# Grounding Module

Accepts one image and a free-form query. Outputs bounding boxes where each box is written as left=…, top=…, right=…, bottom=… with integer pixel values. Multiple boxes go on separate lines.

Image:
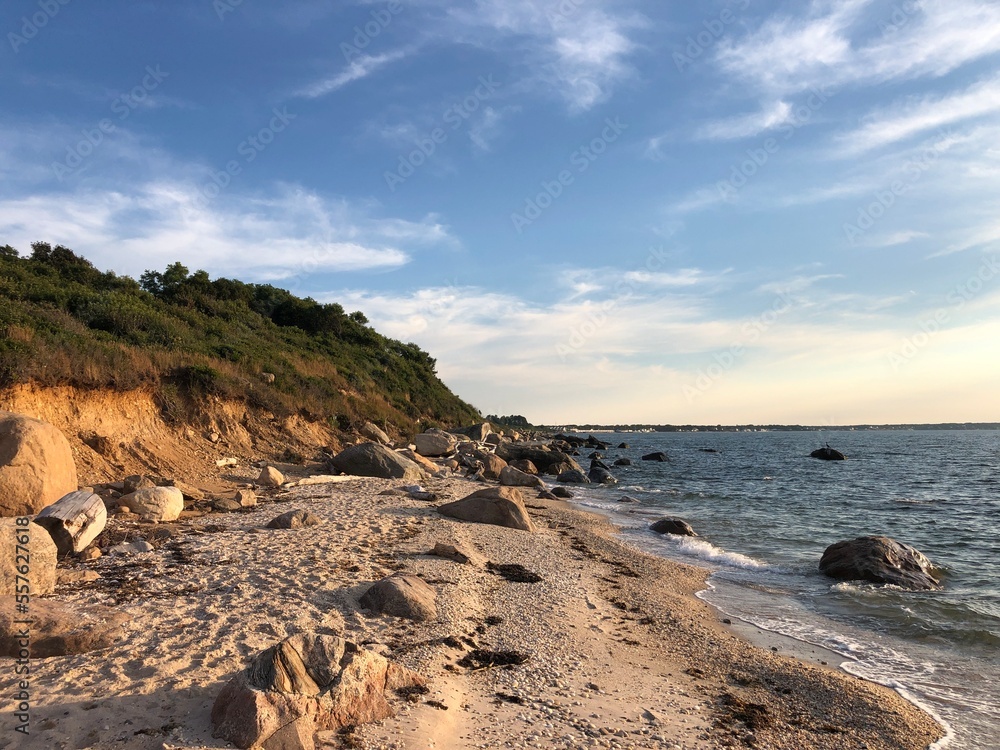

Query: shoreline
left=1, top=471, right=944, bottom=749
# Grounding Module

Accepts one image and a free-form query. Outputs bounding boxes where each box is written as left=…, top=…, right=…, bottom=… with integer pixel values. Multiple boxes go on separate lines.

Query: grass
left=0, top=242, right=481, bottom=433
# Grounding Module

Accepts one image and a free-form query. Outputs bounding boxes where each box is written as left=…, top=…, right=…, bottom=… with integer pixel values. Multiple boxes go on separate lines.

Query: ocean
left=563, top=429, right=1000, bottom=750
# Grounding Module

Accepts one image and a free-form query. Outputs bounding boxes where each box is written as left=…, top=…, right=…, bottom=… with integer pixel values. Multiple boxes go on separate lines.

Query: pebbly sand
left=1, top=471, right=943, bottom=750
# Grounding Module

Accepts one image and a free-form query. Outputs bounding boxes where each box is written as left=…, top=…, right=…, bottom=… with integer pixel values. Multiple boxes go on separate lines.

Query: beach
left=2, top=466, right=944, bottom=750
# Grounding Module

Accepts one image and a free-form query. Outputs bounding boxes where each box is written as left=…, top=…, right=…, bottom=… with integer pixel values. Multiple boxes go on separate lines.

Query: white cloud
left=695, top=101, right=794, bottom=141
left=294, top=50, right=411, bottom=99
left=836, top=75, right=1000, bottom=154
left=716, top=0, right=1000, bottom=96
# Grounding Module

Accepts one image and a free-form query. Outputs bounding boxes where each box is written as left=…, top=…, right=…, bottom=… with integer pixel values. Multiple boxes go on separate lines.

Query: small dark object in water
left=642, top=452, right=669, bottom=462
left=699, top=448, right=719, bottom=453
left=487, top=561, right=542, bottom=583
left=811, top=444, right=846, bottom=461
left=457, top=649, right=529, bottom=670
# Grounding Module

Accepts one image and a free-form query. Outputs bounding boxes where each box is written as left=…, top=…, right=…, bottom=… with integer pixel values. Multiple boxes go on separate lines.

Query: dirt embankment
left=0, top=384, right=341, bottom=492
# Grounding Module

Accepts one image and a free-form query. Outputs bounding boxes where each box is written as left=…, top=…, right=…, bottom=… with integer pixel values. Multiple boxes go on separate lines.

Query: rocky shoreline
left=1, top=457, right=943, bottom=749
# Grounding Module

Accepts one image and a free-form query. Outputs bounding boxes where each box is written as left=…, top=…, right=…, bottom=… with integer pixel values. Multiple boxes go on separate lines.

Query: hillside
left=0, top=241, right=480, bottom=481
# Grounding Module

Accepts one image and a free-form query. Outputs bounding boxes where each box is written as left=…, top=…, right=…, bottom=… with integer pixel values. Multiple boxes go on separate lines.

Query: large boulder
left=414, top=428, right=457, bottom=457
left=330, top=442, right=425, bottom=482
left=0, top=598, right=128, bottom=657
left=588, top=466, right=617, bottom=484
left=499, top=466, right=543, bottom=488
left=451, top=423, right=492, bottom=442
left=0, top=519, right=57, bottom=595
left=510, top=459, right=538, bottom=475
left=34, top=490, right=107, bottom=554
left=556, top=469, right=591, bottom=484
left=0, top=411, right=78, bottom=517
left=650, top=518, right=697, bottom=537
left=438, top=486, right=534, bottom=532
left=257, top=466, right=285, bottom=487
left=359, top=574, right=437, bottom=622
left=811, top=446, right=847, bottom=461
left=118, top=486, right=185, bottom=522
left=481, top=454, right=508, bottom=480
left=212, top=633, right=425, bottom=750
left=819, top=536, right=940, bottom=591
left=642, top=452, right=670, bottom=462
left=360, top=421, right=391, bottom=445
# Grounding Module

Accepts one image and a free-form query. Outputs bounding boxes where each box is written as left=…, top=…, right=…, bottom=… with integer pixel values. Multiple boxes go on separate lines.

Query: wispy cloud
left=294, top=50, right=411, bottom=99
left=696, top=101, right=794, bottom=141
left=836, top=75, right=1000, bottom=155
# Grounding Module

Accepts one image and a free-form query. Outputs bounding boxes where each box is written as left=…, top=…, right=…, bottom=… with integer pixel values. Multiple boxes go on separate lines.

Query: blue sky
left=2, top=0, right=999, bottom=424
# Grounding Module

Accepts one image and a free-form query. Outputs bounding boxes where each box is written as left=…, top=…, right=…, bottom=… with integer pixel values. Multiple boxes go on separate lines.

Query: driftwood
left=35, top=491, right=107, bottom=554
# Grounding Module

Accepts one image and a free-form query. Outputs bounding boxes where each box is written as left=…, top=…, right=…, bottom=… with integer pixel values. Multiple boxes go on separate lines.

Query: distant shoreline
left=546, top=423, right=1000, bottom=432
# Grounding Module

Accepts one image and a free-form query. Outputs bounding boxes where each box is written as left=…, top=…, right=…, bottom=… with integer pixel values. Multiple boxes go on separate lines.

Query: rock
left=109, top=540, right=155, bottom=555
left=618, top=495, right=639, bottom=504
left=360, top=421, right=391, bottom=445
left=258, top=466, right=285, bottom=487
left=35, top=490, right=107, bottom=554
left=556, top=469, right=591, bottom=484
left=484, top=434, right=502, bottom=446
left=118, top=486, right=185, bottom=523
left=0, top=519, right=57, bottom=595
left=590, top=458, right=611, bottom=470
left=451, top=423, right=492, bottom=442
left=0, top=597, right=127, bottom=657
left=650, top=518, right=697, bottom=536
left=496, top=444, right=582, bottom=475
left=537, top=490, right=558, bottom=500
left=124, top=475, right=156, bottom=494
left=0, top=411, right=78, bottom=517
left=811, top=446, right=847, bottom=461
left=499, top=465, right=543, bottom=488
left=211, top=633, right=425, bottom=749
left=642, top=452, right=670, bottom=462
left=547, top=461, right=575, bottom=477
left=78, top=547, right=102, bottom=561
left=330, top=442, right=426, bottom=482
left=588, top=451, right=603, bottom=460
left=551, top=487, right=574, bottom=499
left=359, top=574, right=437, bottom=621
left=267, top=510, right=323, bottom=530
left=170, top=480, right=206, bottom=502
left=481, top=454, right=508, bottom=480
left=617, top=442, right=629, bottom=449
left=588, top=466, right=617, bottom=484
left=207, top=431, right=221, bottom=443
left=235, top=489, right=257, bottom=507
left=429, top=542, right=483, bottom=565
left=260, top=371, right=276, bottom=383
left=414, top=428, right=457, bottom=457
left=399, top=449, right=440, bottom=474
left=819, top=536, right=940, bottom=590
left=216, top=457, right=239, bottom=467
left=445, top=459, right=460, bottom=471
left=213, top=498, right=243, bottom=513
left=614, top=458, right=633, bottom=466
left=510, top=459, right=538, bottom=475
left=57, top=569, right=101, bottom=584
left=438, top=486, right=535, bottom=531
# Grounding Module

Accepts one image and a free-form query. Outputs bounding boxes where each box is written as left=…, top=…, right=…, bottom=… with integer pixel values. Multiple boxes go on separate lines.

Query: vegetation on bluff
left=0, top=242, right=480, bottom=433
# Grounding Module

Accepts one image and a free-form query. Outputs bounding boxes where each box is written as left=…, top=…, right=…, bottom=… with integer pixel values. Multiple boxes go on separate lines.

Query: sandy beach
left=1, top=467, right=943, bottom=750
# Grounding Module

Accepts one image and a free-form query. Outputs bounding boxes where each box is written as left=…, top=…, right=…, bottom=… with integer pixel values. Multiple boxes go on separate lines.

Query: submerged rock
left=642, top=452, right=669, bottom=462
left=819, top=536, right=940, bottom=590
left=810, top=446, right=846, bottom=461
left=650, top=518, right=697, bottom=537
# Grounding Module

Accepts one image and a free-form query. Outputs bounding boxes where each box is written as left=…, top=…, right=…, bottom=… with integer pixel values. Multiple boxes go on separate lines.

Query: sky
left=1, top=0, right=999, bottom=425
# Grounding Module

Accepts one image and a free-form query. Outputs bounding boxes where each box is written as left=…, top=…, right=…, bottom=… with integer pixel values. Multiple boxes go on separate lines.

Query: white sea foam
left=664, top=536, right=771, bottom=570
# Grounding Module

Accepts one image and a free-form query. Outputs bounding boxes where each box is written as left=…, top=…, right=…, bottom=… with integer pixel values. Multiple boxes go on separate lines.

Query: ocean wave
left=660, top=535, right=772, bottom=570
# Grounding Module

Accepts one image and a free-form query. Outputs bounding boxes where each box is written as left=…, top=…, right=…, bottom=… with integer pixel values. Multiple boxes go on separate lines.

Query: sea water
left=564, top=429, right=1000, bottom=750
